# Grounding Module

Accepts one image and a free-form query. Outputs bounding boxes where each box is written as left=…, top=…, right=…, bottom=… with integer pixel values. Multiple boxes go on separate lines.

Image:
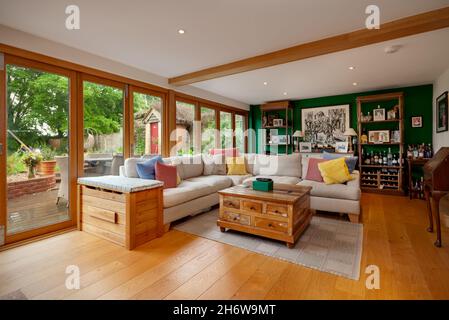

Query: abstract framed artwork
left=301, top=104, right=350, bottom=146
left=436, top=91, right=448, bottom=133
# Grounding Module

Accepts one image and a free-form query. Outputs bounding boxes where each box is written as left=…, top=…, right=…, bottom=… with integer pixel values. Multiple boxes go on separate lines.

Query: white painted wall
left=0, top=25, right=249, bottom=110
left=433, top=67, right=449, bottom=151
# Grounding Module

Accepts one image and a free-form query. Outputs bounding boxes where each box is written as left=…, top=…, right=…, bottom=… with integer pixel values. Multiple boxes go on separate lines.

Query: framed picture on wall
left=411, top=116, right=423, bottom=128
left=436, top=91, right=448, bottom=133
left=299, top=142, right=312, bottom=153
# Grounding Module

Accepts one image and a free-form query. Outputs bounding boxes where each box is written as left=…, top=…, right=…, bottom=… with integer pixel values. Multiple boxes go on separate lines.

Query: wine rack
left=357, top=92, right=405, bottom=195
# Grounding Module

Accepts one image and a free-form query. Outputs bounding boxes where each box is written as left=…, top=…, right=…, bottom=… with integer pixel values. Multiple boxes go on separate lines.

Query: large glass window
left=220, top=111, right=232, bottom=149
left=201, top=106, right=216, bottom=153
left=6, top=64, right=71, bottom=235
left=235, top=114, right=245, bottom=154
left=133, top=92, right=162, bottom=156
left=175, top=101, right=196, bottom=155
left=83, top=80, right=124, bottom=176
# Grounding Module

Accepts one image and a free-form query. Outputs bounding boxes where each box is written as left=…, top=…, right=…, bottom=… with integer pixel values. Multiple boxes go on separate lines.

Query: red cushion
left=155, top=161, right=177, bottom=189
left=209, top=148, right=240, bottom=157
left=306, top=158, right=327, bottom=182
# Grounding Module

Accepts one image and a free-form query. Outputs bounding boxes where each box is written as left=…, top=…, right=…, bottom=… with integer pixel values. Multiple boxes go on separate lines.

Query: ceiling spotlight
left=178, top=29, right=185, bottom=34
left=283, top=92, right=288, bottom=96
left=353, top=82, right=358, bottom=86
left=348, top=66, right=355, bottom=70
left=263, top=82, right=268, bottom=86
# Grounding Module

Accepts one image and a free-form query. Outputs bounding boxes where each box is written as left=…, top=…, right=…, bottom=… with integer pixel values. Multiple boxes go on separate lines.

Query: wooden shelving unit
left=260, top=101, right=294, bottom=155
left=357, top=92, right=405, bottom=195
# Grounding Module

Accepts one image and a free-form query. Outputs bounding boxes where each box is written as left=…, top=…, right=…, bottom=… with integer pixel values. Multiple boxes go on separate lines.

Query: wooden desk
left=406, top=157, right=430, bottom=199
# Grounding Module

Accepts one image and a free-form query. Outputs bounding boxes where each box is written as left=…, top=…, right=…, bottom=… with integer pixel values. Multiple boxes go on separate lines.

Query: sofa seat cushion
left=297, top=179, right=361, bottom=201
left=163, top=180, right=213, bottom=208
left=186, top=175, right=232, bottom=192
left=242, top=175, right=301, bottom=186
left=227, top=174, right=253, bottom=186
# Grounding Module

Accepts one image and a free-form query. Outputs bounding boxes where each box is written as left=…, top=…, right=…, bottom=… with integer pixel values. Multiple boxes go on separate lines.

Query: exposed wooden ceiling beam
left=169, top=6, right=449, bottom=86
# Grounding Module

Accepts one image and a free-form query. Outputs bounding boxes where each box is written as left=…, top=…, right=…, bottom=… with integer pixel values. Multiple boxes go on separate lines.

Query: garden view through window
left=83, top=81, right=124, bottom=177
left=6, top=64, right=70, bottom=235
left=133, top=92, right=162, bottom=156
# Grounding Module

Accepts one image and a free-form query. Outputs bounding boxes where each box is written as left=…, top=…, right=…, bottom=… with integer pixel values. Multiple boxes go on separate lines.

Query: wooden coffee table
left=217, top=183, right=313, bottom=248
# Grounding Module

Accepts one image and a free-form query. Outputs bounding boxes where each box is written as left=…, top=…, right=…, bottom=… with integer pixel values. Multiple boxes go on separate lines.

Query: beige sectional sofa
left=120, top=153, right=361, bottom=226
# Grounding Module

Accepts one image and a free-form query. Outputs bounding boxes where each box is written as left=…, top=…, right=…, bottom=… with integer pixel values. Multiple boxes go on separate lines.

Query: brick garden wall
left=8, top=175, right=56, bottom=199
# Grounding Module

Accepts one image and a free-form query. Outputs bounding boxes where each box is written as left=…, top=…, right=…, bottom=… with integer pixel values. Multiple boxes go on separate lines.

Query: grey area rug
left=174, top=210, right=363, bottom=280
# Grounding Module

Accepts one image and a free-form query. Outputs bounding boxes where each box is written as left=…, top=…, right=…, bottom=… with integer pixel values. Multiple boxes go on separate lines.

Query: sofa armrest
left=347, top=170, right=360, bottom=188
left=119, top=165, right=126, bottom=177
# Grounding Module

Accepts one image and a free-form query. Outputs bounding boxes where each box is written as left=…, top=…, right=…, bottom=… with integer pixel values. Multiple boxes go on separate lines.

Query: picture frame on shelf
left=299, top=142, right=312, bottom=153
left=373, top=108, right=386, bottom=121
left=436, top=91, right=448, bottom=133
left=272, top=119, right=284, bottom=127
left=278, top=135, right=288, bottom=144
left=335, top=141, right=349, bottom=153
left=411, top=116, right=423, bottom=128
left=368, top=130, right=390, bottom=144
left=387, top=108, right=398, bottom=120
left=391, top=130, right=401, bottom=143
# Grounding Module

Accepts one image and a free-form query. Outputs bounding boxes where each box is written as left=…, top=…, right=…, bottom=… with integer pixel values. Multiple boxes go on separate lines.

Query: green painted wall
left=249, top=84, right=433, bottom=153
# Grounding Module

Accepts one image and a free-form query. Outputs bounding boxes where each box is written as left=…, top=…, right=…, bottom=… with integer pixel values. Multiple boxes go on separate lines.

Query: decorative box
left=252, top=179, right=273, bottom=192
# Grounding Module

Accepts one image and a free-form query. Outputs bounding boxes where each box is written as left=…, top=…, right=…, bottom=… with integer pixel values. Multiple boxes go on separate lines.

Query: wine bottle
left=387, top=148, right=393, bottom=166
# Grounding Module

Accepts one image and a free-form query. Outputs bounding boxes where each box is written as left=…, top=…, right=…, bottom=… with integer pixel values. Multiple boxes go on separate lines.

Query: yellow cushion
left=226, top=156, right=248, bottom=175
left=318, top=157, right=353, bottom=185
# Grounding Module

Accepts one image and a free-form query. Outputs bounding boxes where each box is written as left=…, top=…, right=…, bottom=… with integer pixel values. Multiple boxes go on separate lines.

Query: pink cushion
left=155, top=161, right=177, bottom=189
left=209, top=148, right=240, bottom=157
left=306, top=158, right=327, bottom=182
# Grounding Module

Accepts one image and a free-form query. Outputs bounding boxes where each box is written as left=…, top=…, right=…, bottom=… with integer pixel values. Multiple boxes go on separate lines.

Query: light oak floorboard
left=0, top=194, right=448, bottom=300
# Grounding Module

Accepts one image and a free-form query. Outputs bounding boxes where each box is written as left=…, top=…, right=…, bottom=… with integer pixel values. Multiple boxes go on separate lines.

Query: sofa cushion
left=256, top=153, right=301, bottom=177
left=226, top=174, right=253, bottom=186
left=322, top=152, right=358, bottom=173
left=243, top=175, right=301, bottom=186
left=124, top=157, right=145, bottom=178
left=163, top=180, right=212, bottom=208
left=226, top=156, right=248, bottom=175
left=155, top=161, right=177, bottom=189
left=305, top=158, right=326, bottom=182
left=244, top=153, right=257, bottom=175
left=136, top=156, right=162, bottom=180
left=210, top=148, right=240, bottom=157
left=318, top=157, right=353, bottom=185
left=297, top=179, right=361, bottom=201
left=202, top=154, right=226, bottom=176
left=186, top=175, right=232, bottom=192
left=164, top=155, right=203, bottom=180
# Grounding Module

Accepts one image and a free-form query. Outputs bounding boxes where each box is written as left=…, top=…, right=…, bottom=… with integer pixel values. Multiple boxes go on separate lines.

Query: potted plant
left=37, top=145, right=57, bottom=176
left=22, top=150, right=43, bottom=179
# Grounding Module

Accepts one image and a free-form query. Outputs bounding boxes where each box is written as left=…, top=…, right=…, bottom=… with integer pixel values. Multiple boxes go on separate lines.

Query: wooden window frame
left=1, top=55, right=78, bottom=244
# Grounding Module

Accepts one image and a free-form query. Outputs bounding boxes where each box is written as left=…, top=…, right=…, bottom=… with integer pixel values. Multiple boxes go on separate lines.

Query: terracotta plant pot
left=38, top=160, right=57, bottom=176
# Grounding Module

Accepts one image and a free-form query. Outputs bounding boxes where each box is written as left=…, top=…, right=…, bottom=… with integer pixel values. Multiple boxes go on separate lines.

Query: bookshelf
left=260, top=101, right=294, bottom=155
left=357, top=92, right=405, bottom=195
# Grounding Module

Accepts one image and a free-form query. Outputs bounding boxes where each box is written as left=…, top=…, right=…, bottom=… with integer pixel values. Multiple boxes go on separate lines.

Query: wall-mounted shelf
left=260, top=101, right=294, bottom=155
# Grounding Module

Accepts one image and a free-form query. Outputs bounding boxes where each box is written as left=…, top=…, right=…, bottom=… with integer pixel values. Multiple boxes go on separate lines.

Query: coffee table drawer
left=221, top=211, right=251, bottom=226
left=242, top=200, right=262, bottom=213
left=255, top=217, right=288, bottom=233
left=266, top=203, right=288, bottom=218
left=223, top=197, right=240, bottom=210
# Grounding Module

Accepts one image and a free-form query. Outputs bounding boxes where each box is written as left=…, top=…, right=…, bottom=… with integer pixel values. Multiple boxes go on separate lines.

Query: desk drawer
left=221, top=211, right=251, bottom=226
left=223, top=197, right=240, bottom=210
left=242, top=200, right=262, bottom=213
left=255, top=217, right=288, bottom=233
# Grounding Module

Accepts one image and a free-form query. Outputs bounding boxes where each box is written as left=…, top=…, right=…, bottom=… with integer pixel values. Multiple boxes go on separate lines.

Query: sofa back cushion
left=322, top=152, right=358, bottom=173
left=124, top=157, right=146, bottom=178
left=256, top=153, right=301, bottom=177
left=202, top=154, right=226, bottom=176
left=244, top=153, right=257, bottom=175
left=165, top=154, right=203, bottom=180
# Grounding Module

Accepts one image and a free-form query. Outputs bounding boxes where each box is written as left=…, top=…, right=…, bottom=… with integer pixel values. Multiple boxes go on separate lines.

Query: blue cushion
left=136, top=156, right=162, bottom=180
left=322, top=152, right=358, bottom=173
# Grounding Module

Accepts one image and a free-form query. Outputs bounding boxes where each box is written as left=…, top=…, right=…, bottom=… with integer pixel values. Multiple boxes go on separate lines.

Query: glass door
left=1, top=56, right=77, bottom=244
left=81, top=75, right=125, bottom=177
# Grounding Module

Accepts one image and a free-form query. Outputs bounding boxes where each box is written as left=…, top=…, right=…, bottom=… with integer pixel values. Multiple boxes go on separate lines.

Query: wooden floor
left=1, top=193, right=449, bottom=300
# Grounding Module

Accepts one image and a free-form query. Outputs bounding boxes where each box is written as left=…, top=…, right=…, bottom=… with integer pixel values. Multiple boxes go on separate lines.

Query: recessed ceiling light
left=353, top=82, right=358, bottom=86
left=283, top=92, right=288, bottom=96
left=178, top=29, right=185, bottom=34
left=348, top=66, right=355, bottom=70
left=263, top=82, right=268, bottom=86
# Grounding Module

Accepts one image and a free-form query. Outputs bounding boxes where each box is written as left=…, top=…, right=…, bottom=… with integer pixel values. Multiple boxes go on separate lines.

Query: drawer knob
left=250, top=206, right=256, bottom=210
left=274, top=210, right=279, bottom=213
left=268, top=223, right=273, bottom=228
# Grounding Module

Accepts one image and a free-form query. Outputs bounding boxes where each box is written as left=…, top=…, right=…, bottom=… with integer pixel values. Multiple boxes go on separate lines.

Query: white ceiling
left=1, top=0, right=449, bottom=105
